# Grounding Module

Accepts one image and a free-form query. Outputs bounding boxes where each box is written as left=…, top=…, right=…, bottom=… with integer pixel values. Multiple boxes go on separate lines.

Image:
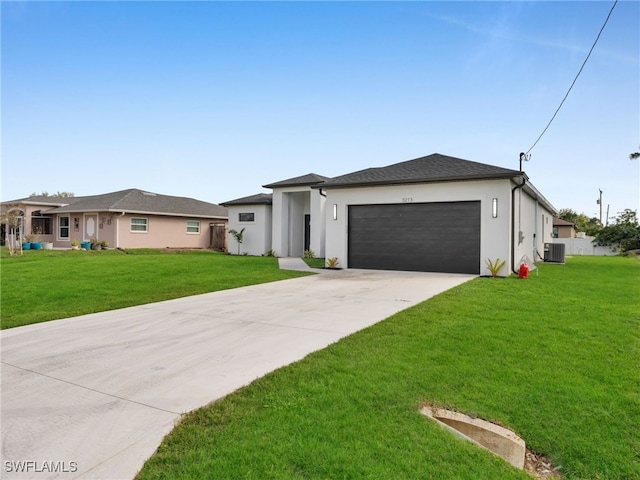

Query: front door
left=304, top=214, right=311, bottom=252
left=85, top=214, right=98, bottom=241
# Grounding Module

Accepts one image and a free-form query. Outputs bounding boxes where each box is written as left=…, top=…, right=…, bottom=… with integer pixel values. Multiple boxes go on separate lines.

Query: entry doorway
left=304, top=214, right=311, bottom=252
left=85, top=214, right=98, bottom=240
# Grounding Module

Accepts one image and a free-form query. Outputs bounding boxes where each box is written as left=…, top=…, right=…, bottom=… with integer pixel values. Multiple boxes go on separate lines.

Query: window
left=239, top=212, right=255, bottom=222
left=186, top=220, right=200, bottom=234
left=58, top=216, right=70, bottom=239
left=131, top=217, right=148, bottom=232
left=32, top=216, right=52, bottom=235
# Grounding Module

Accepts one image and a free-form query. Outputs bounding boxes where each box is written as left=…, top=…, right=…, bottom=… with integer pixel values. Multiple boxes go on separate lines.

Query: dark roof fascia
left=221, top=201, right=271, bottom=207
left=312, top=172, right=519, bottom=190
left=221, top=193, right=273, bottom=207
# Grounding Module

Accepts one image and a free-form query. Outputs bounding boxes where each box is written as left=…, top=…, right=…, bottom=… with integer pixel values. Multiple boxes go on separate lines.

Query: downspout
left=318, top=188, right=326, bottom=198
left=511, top=176, right=527, bottom=274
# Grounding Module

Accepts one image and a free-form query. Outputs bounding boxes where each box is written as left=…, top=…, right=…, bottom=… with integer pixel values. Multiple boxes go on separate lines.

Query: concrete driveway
left=1, top=266, right=474, bottom=479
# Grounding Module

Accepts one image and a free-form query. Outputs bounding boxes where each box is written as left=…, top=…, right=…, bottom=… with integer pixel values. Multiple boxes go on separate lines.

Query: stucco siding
left=324, top=179, right=514, bottom=276
left=115, top=214, right=222, bottom=249
left=226, top=204, right=272, bottom=255
left=271, top=186, right=323, bottom=257
left=309, top=189, right=326, bottom=257
left=512, top=189, right=555, bottom=269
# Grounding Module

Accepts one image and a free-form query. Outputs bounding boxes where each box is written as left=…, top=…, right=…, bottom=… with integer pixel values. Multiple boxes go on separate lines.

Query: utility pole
left=597, top=189, right=603, bottom=225
left=632, top=151, right=640, bottom=214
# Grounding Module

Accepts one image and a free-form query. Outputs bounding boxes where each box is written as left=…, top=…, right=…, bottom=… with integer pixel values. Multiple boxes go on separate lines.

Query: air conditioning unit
left=544, top=243, right=565, bottom=263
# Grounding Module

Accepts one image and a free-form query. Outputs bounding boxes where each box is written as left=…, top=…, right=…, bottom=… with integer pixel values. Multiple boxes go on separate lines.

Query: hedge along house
left=223, top=153, right=558, bottom=276
left=1, top=189, right=228, bottom=250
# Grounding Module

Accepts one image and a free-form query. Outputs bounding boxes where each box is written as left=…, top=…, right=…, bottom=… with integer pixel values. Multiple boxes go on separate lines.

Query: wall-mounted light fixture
left=333, top=204, right=338, bottom=220
left=492, top=198, right=498, bottom=218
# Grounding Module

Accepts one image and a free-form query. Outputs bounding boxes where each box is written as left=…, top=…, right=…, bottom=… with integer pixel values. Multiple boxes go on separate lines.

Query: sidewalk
left=277, top=257, right=318, bottom=272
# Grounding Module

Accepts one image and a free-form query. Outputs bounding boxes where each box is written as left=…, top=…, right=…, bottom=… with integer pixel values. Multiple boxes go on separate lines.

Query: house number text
left=402, top=197, right=413, bottom=203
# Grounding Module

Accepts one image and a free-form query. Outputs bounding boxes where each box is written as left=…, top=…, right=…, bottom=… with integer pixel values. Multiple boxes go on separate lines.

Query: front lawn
left=137, top=256, right=640, bottom=479
left=0, top=248, right=310, bottom=329
left=302, top=256, right=326, bottom=269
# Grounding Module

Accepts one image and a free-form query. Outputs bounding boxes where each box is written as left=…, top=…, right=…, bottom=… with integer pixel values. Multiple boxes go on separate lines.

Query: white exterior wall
left=324, top=179, right=514, bottom=276
left=271, top=189, right=286, bottom=256
left=512, top=187, right=555, bottom=270
left=309, top=189, right=326, bottom=257
left=271, top=186, right=324, bottom=257
left=288, top=192, right=307, bottom=257
left=226, top=204, right=272, bottom=255
left=513, top=189, right=537, bottom=267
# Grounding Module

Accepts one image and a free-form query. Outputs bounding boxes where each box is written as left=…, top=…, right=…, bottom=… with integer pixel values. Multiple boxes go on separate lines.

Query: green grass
left=0, top=248, right=310, bottom=329
left=137, top=256, right=640, bottom=480
left=302, top=257, right=326, bottom=269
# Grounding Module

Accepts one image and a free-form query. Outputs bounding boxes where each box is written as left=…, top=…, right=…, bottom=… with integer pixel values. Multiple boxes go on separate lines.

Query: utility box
left=544, top=243, right=565, bottom=263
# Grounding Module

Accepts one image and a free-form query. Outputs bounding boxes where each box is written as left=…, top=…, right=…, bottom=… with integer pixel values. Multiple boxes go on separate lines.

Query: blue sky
left=2, top=1, right=638, bottom=221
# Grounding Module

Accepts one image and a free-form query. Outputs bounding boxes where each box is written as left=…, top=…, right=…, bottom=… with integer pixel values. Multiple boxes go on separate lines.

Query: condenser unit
left=544, top=243, right=565, bottom=263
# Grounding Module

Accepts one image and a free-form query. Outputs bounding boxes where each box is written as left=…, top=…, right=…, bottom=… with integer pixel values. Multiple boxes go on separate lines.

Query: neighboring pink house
left=1, top=189, right=228, bottom=250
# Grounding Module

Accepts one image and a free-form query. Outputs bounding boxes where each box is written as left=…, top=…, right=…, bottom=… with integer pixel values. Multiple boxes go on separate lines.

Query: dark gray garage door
left=348, top=201, right=480, bottom=274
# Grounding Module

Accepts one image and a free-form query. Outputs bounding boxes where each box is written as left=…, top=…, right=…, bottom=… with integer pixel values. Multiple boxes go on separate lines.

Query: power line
left=525, top=0, right=618, bottom=155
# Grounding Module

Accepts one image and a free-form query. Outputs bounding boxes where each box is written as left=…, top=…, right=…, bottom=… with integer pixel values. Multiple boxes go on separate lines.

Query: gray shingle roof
left=221, top=193, right=273, bottom=206
left=316, top=153, right=521, bottom=188
left=44, top=189, right=228, bottom=218
left=1, top=195, right=80, bottom=207
left=263, top=173, right=330, bottom=189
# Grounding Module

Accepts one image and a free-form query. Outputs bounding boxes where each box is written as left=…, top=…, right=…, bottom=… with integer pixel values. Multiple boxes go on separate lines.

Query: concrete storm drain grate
left=420, top=404, right=562, bottom=478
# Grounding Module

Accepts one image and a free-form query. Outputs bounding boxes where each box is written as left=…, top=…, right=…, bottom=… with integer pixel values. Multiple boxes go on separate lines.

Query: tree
left=29, top=191, right=75, bottom=198
left=592, top=209, right=640, bottom=252
left=558, top=208, right=601, bottom=236
left=228, top=228, right=245, bottom=255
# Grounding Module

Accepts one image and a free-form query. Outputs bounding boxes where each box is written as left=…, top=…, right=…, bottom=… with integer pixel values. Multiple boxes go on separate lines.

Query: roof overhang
left=45, top=207, right=227, bottom=219
left=520, top=181, right=558, bottom=216
left=311, top=172, right=523, bottom=190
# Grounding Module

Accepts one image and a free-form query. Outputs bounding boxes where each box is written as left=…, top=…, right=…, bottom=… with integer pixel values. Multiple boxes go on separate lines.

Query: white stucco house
left=222, top=153, right=558, bottom=276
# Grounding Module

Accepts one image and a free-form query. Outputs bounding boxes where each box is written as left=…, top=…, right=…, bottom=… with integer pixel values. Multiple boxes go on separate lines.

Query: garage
left=347, top=201, right=481, bottom=274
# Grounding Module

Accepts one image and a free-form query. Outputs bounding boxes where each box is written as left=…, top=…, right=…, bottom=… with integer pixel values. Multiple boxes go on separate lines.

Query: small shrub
left=263, top=249, right=278, bottom=257
left=303, top=249, right=315, bottom=259
left=326, top=257, right=340, bottom=269
left=485, top=258, right=506, bottom=277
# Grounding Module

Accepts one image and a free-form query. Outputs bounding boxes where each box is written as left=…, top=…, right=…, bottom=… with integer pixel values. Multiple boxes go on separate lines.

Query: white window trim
left=186, top=220, right=200, bottom=234
left=58, top=215, right=70, bottom=241
left=130, top=217, right=148, bottom=233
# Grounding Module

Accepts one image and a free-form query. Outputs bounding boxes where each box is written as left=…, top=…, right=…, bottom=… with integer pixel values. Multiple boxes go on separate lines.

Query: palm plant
left=228, top=228, right=245, bottom=255
left=485, top=258, right=506, bottom=277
